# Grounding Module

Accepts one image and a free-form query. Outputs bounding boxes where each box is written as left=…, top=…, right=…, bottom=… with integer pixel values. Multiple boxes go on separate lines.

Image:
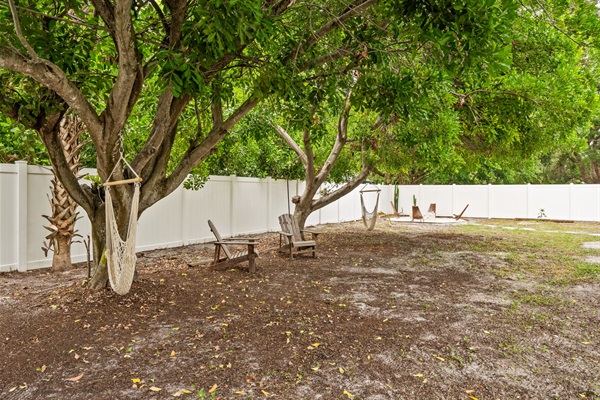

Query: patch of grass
left=575, top=263, right=600, bottom=278
left=454, top=222, right=600, bottom=284
left=512, top=292, right=562, bottom=307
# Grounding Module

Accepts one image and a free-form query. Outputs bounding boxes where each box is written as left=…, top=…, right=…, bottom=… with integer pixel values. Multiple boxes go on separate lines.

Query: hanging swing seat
left=103, top=158, right=142, bottom=295
left=278, top=214, right=320, bottom=259
left=360, top=184, right=381, bottom=231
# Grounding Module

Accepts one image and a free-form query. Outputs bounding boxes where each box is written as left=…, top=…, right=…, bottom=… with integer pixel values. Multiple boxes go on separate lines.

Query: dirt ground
left=1, top=219, right=599, bottom=399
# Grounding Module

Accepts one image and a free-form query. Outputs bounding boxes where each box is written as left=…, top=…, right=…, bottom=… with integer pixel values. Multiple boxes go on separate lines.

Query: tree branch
left=0, top=46, right=103, bottom=142
left=285, top=0, right=377, bottom=66
left=163, top=93, right=261, bottom=196
left=7, top=0, right=41, bottom=61
left=272, top=124, right=308, bottom=167
left=312, top=164, right=372, bottom=212
left=316, top=91, right=352, bottom=182
left=38, top=112, right=95, bottom=216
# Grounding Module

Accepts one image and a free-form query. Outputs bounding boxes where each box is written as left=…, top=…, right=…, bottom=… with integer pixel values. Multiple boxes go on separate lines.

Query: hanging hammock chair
left=360, top=184, right=381, bottom=231
left=103, top=157, right=143, bottom=295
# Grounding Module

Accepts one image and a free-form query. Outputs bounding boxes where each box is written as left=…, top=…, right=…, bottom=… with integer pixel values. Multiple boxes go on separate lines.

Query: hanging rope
left=103, top=134, right=143, bottom=295
left=360, top=184, right=381, bottom=231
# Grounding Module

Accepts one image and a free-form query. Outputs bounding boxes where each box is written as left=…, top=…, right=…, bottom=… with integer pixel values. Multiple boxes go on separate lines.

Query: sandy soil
left=1, top=220, right=599, bottom=399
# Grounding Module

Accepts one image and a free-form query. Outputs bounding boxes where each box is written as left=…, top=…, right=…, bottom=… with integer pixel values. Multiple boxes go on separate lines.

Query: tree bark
left=51, top=235, right=74, bottom=271
left=88, top=207, right=108, bottom=290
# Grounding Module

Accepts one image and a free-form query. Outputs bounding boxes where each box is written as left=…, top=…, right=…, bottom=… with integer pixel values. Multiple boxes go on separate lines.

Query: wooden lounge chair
left=278, top=214, right=320, bottom=259
left=453, top=204, right=469, bottom=220
left=208, top=220, right=258, bottom=273
left=390, top=201, right=401, bottom=217
left=411, top=206, right=424, bottom=222
left=427, top=203, right=436, bottom=216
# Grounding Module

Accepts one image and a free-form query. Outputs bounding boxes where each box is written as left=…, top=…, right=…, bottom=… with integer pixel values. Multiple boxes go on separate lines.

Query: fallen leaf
left=261, top=389, right=270, bottom=396
left=170, top=350, right=176, bottom=357
left=209, top=384, right=217, bottom=393
left=311, top=343, right=320, bottom=348
left=343, top=389, right=355, bottom=398
left=149, top=386, right=161, bottom=392
left=234, top=391, right=246, bottom=395
left=131, top=378, right=141, bottom=384
left=339, top=367, right=345, bottom=374
left=40, top=365, right=47, bottom=372
left=412, top=374, right=423, bottom=377
left=311, top=366, right=320, bottom=371
left=465, top=390, right=475, bottom=394
left=468, top=396, right=479, bottom=400
left=65, top=373, right=83, bottom=382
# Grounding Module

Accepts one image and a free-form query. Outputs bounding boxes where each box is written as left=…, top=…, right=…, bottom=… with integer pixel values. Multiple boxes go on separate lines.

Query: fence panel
left=528, top=185, right=570, bottom=220
left=26, top=165, right=55, bottom=269
left=233, top=177, right=269, bottom=234
left=0, top=163, right=18, bottom=271
left=137, top=186, right=184, bottom=251
left=490, top=184, right=527, bottom=219
left=571, top=184, right=600, bottom=222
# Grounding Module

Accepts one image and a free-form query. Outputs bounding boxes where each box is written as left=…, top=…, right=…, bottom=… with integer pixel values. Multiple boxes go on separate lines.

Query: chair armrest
left=278, top=231, right=293, bottom=237
left=301, top=229, right=320, bottom=239
left=301, top=229, right=320, bottom=234
left=214, top=241, right=256, bottom=246
left=220, top=237, right=257, bottom=242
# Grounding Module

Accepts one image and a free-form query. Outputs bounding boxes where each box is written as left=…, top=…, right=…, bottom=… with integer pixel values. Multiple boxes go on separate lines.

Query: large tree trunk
left=293, top=200, right=314, bottom=233
left=50, top=235, right=74, bottom=271
left=87, top=207, right=108, bottom=290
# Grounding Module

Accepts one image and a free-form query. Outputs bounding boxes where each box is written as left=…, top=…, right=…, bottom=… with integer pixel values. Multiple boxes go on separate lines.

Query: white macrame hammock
left=104, top=158, right=142, bottom=295
left=360, top=184, right=381, bottom=231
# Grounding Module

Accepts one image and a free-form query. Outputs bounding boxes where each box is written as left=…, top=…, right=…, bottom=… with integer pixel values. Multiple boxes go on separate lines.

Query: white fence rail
left=1, top=162, right=599, bottom=272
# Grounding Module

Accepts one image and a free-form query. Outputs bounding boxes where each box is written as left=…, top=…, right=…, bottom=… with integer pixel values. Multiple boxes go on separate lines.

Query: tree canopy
left=4, top=0, right=600, bottom=289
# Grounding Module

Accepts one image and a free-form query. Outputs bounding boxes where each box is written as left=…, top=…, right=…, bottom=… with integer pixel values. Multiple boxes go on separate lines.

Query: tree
left=272, top=93, right=375, bottom=230
left=41, top=114, right=87, bottom=271
left=441, top=0, right=600, bottom=184
left=0, top=0, right=518, bottom=290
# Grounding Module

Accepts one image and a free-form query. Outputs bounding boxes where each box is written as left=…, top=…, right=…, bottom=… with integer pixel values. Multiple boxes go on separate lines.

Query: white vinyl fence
left=396, top=183, right=600, bottom=222
left=0, top=162, right=374, bottom=272
left=1, top=162, right=599, bottom=272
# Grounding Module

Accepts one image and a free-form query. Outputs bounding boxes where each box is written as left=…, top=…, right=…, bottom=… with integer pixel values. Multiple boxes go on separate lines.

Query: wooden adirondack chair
left=278, top=214, right=320, bottom=259
left=208, top=220, right=258, bottom=273
left=453, top=204, right=469, bottom=220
